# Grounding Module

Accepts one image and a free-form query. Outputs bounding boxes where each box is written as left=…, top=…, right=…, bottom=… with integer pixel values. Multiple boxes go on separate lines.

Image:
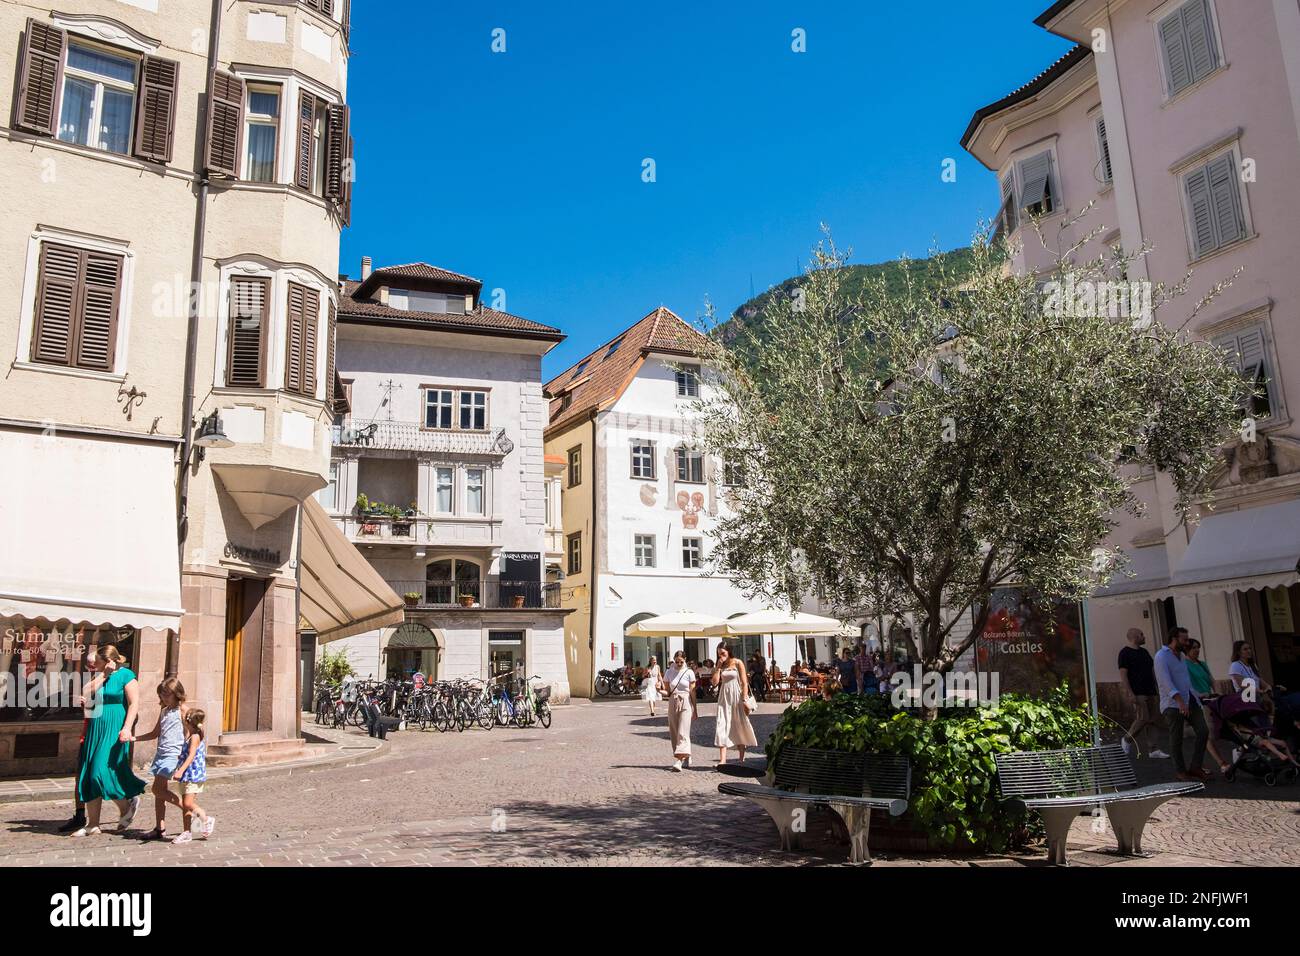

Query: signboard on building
left=1267, top=587, right=1295, bottom=634
left=973, top=587, right=1089, bottom=707
left=501, top=552, right=541, bottom=608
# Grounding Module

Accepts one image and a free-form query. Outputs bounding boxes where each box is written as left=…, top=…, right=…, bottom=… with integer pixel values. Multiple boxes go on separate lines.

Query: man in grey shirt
left=1154, top=626, right=1209, bottom=781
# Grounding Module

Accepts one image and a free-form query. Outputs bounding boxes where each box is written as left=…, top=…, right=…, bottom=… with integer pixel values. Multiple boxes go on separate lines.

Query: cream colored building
left=0, top=0, right=399, bottom=775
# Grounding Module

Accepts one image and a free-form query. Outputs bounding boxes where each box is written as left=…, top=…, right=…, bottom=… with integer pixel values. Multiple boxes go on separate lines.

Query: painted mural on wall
left=677, top=490, right=703, bottom=528
left=973, top=587, right=1088, bottom=707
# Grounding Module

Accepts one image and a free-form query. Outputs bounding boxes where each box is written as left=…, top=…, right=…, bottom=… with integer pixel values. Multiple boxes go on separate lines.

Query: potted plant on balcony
left=355, top=493, right=370, bottom=517
left=403, top=591, right=421, bottom=607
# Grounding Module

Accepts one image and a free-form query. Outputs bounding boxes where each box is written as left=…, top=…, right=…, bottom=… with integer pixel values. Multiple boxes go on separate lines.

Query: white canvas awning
left=0, top=431, right=183, bottom=632
left=704, top=610, right=844, bottom=636
left=1166, top=499, right=1300, bottom=597
left=624, top=611, right=723, bottom=637
left=299, top=496, right=405, bottom=642
left=1090, top=545, right=1171, bottom=605
left=1090, top=500, right=1300, bottom=605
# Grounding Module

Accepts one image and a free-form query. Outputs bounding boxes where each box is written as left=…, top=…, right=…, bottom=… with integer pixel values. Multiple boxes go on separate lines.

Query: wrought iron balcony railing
left=390, top=579, right=561, bottom=610
left=332, top=420, right=514, bottom=456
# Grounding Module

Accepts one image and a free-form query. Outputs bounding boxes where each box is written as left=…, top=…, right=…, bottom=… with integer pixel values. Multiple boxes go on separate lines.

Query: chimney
left=361, top=256, right=372, bottom=280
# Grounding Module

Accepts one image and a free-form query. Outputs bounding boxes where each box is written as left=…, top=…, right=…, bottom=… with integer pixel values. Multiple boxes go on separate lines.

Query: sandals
left=70, top=826, right=102, bottom=838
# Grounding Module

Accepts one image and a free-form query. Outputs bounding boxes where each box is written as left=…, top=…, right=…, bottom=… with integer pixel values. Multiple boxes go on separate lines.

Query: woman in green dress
left=72, top=644, right=145, bottom=836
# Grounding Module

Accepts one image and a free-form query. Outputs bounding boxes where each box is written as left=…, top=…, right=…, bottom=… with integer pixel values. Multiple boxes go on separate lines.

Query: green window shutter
left=1184, top=165, right=1216, bottom=257
left=1205, top=152, right=1245, bottom=247
left=1160, top=9, right=1192, bottom=95
left=1182, top=0, right=1218, bottom=85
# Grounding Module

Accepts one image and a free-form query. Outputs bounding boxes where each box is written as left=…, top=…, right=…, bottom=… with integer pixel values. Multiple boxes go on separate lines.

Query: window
left=604, top=337, right=623, bottom=359
left=284, top=282, right=319, bottom=397
left=682, top=537, right=702, bottom=570
left=30, top=242, right=123, bottom=371
left=676, top=364, right=701, bottom=398
left=1095, top=116, right=1113, bottom=185
left=1183, top=150, right=1247, bottom=259
left=459, top=390, right=488, bottom=430
left=1158, top=0, right=1220, bottom=98
left=465, top=468, right=485, bottom=515
left=244, top=86, right=280, bottom=182
left=293, top=91, right=347, bottom=201
left=390, top=289, right=466, bottom=314
left=998, top=171, right=1018, bottom=236
left=634, top=534, right=656, bottom=569
left=226, top=276, right=269, bottom=387
left=57, top=43, right=136, bottom=155
left=675, top=447, right=704, bottom=483
left=631, top=441, right=656, bottom=480
left=320, top=460, right=340, bottom=511
left=434, top=467, right=454, bottom=513
left=567, top=532, right=582, bottom=575
left=568, top=446, right=582, bottom=487
left=424, top=388, right=454, bottom=429
left=571, top=359, right=590, bottom=379
left=723, top=458, right=746, bottom=487
left=1213, top=324, right=1275, bottom=419
left=1016, top=150, right=1056, bottom=216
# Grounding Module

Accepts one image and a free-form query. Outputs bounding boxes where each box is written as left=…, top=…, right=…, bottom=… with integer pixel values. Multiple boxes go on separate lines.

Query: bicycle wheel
left=432, top=702, right=452, bottom=733
left=538, top=704, right=552, bottom=729
left=514, top=702, right=531, bottom=728
left=595, top=676, right=610, bottom=697
left=475, top=700, right=494, bottom=730
left=349, top=703, right=367, bottom=729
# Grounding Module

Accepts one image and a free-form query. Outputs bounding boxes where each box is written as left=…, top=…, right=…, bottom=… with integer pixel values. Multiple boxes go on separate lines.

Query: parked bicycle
left=513, top=675, right=553, bottom=729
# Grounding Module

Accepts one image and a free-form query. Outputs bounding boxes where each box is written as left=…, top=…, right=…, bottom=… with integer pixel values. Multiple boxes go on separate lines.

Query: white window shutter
left=1182, top=0, right=1218, bottom=84
left=1206, top=152, right=1245, bottom=247
left=1017, top=151, right=1053, bottom=212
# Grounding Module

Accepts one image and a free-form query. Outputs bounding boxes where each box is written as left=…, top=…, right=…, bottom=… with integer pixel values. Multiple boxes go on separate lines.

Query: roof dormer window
left=388, top=288, right=467, bottom=315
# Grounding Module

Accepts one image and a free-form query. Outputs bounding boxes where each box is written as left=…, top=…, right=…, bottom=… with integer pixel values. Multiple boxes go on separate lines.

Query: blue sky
left=342, top=1, right=1074, bottom=377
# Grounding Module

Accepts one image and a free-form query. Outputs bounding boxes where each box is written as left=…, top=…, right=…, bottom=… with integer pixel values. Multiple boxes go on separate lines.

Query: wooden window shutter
left=341, top=135, right=354, bottom=226
left=76, top=252, right=122, bottom=370
left=324, top=103, right=349, bottom=204
left=133, top=55, right=180, bottom=163
left=1184, top=165, right=1216, bottom=257
left=206, top=70, right=245, bottom=177
left=325, top=299, right=337, bottom=403
left=295, top=91, right=317, bottom=190
left=31, top=243, right=80, bottom=365
left=1206, top=152, right=1245, bottom=247
left=14, top=18, right=66, bottom=136
left=285, top=282, right=306, bottom=393
left=1160, top=9, right=1192, bottom=95
left=31, top=243, right=122, bottom=371
left=227, top=276, right=269, bottom=387
left=301, top=286, right=319, bottom=397
left=320, top=0, right=335, bottom=16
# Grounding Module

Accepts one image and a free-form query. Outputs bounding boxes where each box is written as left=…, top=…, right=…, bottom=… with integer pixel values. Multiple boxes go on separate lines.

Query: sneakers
left=171, top=830, right=193, bottom=844
left=117, top=796, right=140, bottom=831
left=201, top=816, right=216, bottom=839
left=671, top=759, right=683, bottom=772
left=1148, top=748, right=1170, bottom=760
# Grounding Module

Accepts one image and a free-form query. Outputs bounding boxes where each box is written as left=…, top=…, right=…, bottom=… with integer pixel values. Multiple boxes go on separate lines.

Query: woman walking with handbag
left=71, top=644, right=146, bottom=837
left=664, top=651, right=697, bottom=771
left=712, top=642, right=757, bottom=767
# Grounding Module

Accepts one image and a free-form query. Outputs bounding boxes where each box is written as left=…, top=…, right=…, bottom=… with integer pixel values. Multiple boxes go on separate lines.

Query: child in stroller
left=1205, top=693, right=1300, bottom=786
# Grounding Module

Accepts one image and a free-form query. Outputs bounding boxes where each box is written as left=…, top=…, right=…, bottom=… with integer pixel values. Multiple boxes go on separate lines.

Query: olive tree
left=696, top=222, right=1247, bottom=713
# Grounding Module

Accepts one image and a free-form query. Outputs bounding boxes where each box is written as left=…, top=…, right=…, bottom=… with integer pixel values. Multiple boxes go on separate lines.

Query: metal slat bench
left=718, top=746, right=910, bottom=864
left=995, top=744, right=1203, bottom=865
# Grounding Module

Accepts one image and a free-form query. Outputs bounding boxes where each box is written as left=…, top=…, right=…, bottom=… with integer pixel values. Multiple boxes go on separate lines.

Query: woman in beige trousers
left=664, top=651, right=697, bottom=771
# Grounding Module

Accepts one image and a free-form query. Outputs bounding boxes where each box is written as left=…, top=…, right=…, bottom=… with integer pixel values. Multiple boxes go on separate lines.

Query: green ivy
left=766, top=685, right=1093, bottom=852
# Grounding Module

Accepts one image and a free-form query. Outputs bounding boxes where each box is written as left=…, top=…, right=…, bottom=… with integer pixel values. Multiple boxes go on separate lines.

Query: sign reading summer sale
left=973, top=588, right=1088, bottom=706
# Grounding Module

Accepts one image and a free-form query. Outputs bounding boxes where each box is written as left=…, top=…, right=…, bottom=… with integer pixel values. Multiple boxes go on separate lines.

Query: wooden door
left=223, top=581, right=243, bottom=733
left=223, top=577, right=269, bottom=732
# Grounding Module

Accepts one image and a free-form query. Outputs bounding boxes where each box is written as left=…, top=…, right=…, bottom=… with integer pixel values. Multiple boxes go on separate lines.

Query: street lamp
left=191, top=410, right=233, bottom=462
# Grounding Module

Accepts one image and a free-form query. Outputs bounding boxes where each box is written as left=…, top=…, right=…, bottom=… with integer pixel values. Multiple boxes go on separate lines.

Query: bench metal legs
left=748, top=796, right=803, bottom=852
left=1037, top=805, right=1079, bottom=866
left=1105, top=795, right=1171, bottom=857
left=826, top=801, right=874, bottom=865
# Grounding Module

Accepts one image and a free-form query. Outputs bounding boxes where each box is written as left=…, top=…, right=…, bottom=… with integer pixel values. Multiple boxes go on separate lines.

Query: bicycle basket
left=534, top=685, right=552, bottom=704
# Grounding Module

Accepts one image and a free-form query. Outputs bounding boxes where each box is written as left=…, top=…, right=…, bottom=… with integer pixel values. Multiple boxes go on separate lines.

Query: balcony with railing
left=332, top=420, right=515, bottom=456
left=391, top=579, right=562, bottom=610
left=337, top=513, right=501, bottom=547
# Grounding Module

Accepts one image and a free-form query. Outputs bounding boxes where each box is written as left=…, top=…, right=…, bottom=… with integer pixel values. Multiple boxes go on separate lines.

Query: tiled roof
left=543, top=306, right=711, bottom=435
left=351, top=261, right=483, bottom=301
left=338, top=279, right=563, bottom=341
left=960, top=44, right=1091, bottom=150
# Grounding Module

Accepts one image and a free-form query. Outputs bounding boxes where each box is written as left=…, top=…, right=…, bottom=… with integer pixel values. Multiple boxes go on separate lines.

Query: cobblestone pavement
left=1, top=699, right=1296, bottom=866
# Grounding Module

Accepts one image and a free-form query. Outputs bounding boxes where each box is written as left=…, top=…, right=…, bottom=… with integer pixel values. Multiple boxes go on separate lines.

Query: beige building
left=0, top=0, right=399, bottom=775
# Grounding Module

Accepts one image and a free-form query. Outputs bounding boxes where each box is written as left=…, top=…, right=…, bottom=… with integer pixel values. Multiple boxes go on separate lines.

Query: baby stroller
left=1205, top=693, right=1298, bottom=786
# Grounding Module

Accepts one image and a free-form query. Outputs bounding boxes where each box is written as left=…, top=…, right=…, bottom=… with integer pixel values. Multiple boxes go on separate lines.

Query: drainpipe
left=176, top=0, right=224, bottom=558
left=588, top=411, right=599, bottom=698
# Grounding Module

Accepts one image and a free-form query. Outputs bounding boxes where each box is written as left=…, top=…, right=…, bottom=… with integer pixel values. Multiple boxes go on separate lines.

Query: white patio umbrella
left=624, top=611, right=724, bottom=637
left=702, top=609, right=844, bottom=636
